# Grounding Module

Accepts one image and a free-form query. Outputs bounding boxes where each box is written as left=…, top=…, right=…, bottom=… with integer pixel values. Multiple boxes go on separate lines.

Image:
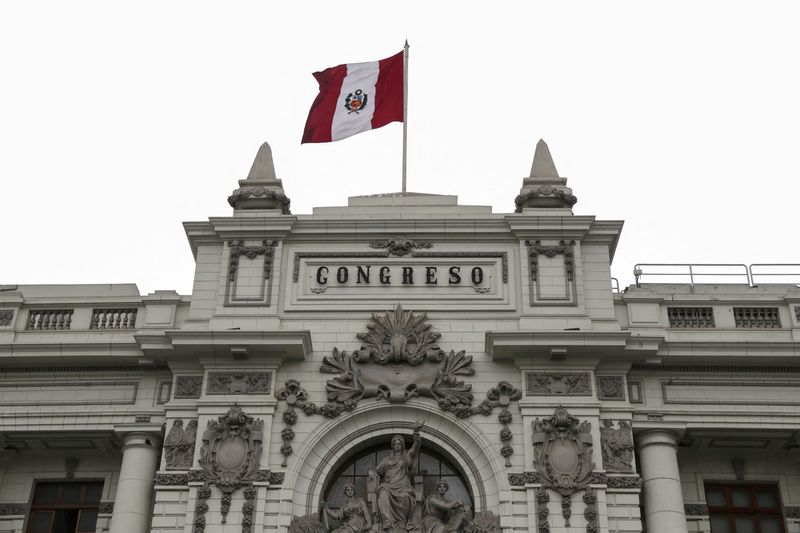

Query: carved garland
left=514, top=187, right=578, bottom=212
left=275, top=307, right=521, bottom=467
left=228, top=240, right=278, bottom=283
left=369, top=235, right=432, bottom=256
left=524, top=240, right=575, bottom=282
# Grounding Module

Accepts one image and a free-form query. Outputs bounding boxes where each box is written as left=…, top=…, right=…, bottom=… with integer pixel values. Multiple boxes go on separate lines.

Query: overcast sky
left=1, top=1, right=798, bottom=295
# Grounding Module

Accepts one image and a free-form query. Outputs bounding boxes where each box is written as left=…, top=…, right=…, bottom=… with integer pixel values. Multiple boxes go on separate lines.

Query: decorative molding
left=627, top=380, right=644, bottom=404
left=156, top=380, right=172, bottom=404
left=228, top=240, right=278, bottom=282
left=508, top=471, right=543, bottom=486
left=292, top=251, right=508, bottom=283
left=795, top=306, right=800, bottom=322
left=226, top=240, right=279, bottom=307
left=369, top=235, right=432, bottom=256
left=535, top=488, right=550, bottom=533
left=0, top=503, right=28, bottom=515
left=227, top=187, right=291, bottom=214
left=0, top=310, right=14, bottom=327
left=165, top=419, right=198, bottom=469
left=0, top=364, right=169, bottom=373
left=606, top=476, right=642, bottom=489
left=515, top=186, right=577, bottom=212
left=155, top=473, right=189, bottom=485
left=597, top=376, right=626, bottom=400
left=196, top=406, right=264, bottom=527
left=98, top=502, right=114, bottom=514
left=175, top=376, right=202, bottom=399
left=525, top=240, right=575, bottom=282
left=524, top=240, right=576, bottom=306
left=785, top=506, right=800, bottom=519
left=0, top=380, right=138, bottom=407
left=632, top=364, right=800, bottom=373
left=684, top=503, right=709, bottom=517
left=207, top=372, right=272, bottom=395
left=490, top=381, right=522, bottom=467
left=526, top=372, right=592, bottom=396
left=255, top=469, right=284, bottom=485
left=584, top=489, right=598, bottom=533
left=532, top=406, right=594, bottom=525
left=600, top=420, right=634, bottom=473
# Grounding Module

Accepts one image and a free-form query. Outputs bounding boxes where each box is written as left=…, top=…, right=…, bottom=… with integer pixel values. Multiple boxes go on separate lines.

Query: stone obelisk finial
left=514, top=139, right=577, bottom=213
left=227, top=142, right=291, bottom=214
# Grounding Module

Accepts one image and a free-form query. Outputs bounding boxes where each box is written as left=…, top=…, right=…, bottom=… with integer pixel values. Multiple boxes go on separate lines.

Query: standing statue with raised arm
left=368, top=420, right=424, bottom=532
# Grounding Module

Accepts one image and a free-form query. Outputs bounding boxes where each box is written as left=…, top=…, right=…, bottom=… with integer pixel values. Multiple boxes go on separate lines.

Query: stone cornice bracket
left=228, top=142, right=291, bottom=214
left=514, top=139, right=577, bottom=213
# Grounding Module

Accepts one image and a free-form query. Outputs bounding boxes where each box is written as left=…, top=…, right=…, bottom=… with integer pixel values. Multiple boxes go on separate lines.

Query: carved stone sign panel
left=288, top=250, right=514, bottom=311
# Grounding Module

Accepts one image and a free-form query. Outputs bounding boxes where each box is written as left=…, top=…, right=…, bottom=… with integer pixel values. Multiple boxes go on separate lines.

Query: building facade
left=1, top=140, right=799, bottom=533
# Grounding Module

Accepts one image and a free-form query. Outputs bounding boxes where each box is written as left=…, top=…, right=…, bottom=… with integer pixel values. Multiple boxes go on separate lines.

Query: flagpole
left=402, top=40, right=409, bottom=193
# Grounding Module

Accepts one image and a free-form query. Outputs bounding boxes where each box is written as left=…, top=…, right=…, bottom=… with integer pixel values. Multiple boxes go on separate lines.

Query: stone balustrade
left=91, top=309, right=138, bottom=330
left=25, top=309, right=73, bottom=330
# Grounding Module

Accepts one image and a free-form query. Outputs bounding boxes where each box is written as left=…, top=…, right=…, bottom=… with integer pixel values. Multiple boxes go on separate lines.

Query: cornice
left=505, top=214, right=596, bottom=240
left=207, top=216, right=297, bottom=240
left=486, top=330, right=630, bottom=361
left=584, top=220, right=625, bottom=260
left=152, top=329, right=312, bottom=361
left=285, top=217, right=514, bottom=238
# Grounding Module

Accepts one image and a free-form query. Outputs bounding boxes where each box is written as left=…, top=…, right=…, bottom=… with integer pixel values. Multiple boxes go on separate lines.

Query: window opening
left=322, top=442, right=473, bottom=528
left=706, top=483, right=785, bottom=533
left=27, top=481, right=103, bottom=533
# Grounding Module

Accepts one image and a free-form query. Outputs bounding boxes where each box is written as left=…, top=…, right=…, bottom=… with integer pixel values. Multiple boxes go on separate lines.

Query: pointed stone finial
left=228, top=142, right=291, bottom=213
left=530, top=139, right=559, bottom=178
left=514, top=139, right=577, bottom=213
left=247, top=142, right=277, bottom=181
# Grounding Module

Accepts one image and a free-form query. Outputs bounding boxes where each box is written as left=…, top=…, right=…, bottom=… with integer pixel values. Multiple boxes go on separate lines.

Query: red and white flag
left=302, top=51, right=404, bottom=143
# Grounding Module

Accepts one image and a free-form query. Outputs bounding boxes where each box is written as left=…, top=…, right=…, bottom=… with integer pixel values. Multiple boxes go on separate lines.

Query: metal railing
left=634, top=263, right=800, bottom=287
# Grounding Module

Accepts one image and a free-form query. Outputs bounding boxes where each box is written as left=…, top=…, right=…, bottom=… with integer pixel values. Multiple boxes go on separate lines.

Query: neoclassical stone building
left=1, top=140, right=799, bottom=533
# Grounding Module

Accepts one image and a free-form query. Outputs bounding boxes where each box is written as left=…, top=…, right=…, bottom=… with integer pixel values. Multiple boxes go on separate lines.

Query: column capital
left=114, top=424, right=164, bottom=450
left=635, top=428, right=685, bottom=449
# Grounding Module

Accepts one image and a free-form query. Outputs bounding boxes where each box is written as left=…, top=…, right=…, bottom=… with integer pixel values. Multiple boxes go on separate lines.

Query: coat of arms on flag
left=302, top=51, right=403, bottom=143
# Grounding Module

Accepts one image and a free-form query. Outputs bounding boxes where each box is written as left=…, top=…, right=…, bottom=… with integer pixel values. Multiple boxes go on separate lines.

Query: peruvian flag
left=302, top=51, right=404, bottom=143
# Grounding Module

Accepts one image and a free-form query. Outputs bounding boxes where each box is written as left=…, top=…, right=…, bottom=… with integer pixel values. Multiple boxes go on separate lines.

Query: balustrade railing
left=734, top=307, right=781, bottom=328
left=91, top=309, right=138, bottom=329
left=668, top=307, right=715, bottom=328
left=26, top=310, right=73, bottom=330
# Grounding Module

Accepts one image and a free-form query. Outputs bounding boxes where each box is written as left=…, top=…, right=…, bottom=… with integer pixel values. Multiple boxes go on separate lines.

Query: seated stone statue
left=421, top=479, right=470, bottom=533
left=322, top=484, right=372, bottom=533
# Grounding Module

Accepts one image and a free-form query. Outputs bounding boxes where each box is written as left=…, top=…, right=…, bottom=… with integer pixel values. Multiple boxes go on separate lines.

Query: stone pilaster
left=637, top=429, right=688, bottom=533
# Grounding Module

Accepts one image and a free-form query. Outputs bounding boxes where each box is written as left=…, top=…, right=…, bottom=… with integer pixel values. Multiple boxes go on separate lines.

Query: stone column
left=109, top=432, right=161, bottom=533
left=637, top=429, right=688, bottom=533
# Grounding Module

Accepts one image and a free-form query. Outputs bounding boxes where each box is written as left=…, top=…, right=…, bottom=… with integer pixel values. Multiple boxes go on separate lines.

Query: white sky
left=1, top=1, right=798, bottom=295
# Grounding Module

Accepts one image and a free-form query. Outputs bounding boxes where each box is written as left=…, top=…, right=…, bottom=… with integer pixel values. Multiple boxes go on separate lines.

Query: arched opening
left=320, top=435, right=474, bottom=528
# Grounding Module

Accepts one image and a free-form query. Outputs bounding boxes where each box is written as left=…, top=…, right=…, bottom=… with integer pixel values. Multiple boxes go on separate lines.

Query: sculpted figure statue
left=322, top=484, right=371, bottom=533
left=421, top=479, right=470, bottom=533
left=368, top=421, right=423, bottom=531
